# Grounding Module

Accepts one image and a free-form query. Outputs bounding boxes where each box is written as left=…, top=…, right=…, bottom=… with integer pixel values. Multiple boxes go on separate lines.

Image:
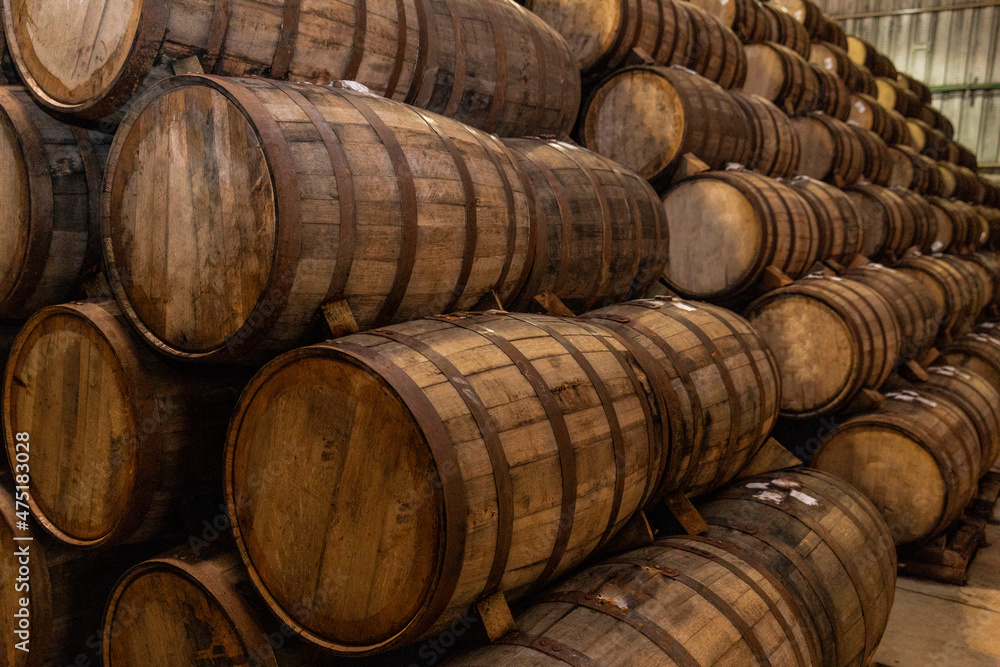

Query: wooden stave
left=743, top=42, right=820, bottom=116
left=848, top=93, right=894, bottom=144
left=790, top=113, right=865, bottom=187
left=1, top=299, right=247, bottom=548
left=744, top=275, right=903, bottom=418
left=0, top=86, right=110, bottom=317
left=922, top=364, right=1000, bottom=472
left=936, top=254, right=993, bottom=326
left=503, top=138, right=669, bottom=314
left=980, top=207, right=1000, bottom=249
left=926, top=197, right=971, bottom=254
left=969, top=251, right=1000, bottom=309
left=898, top=72, right=933, bottom=106
left=808, top=40, right=860, bottom=92
left=584, top=297, right=782, bottom=499
left=731, top=91, right=802, bottom=178
left=701, top=468, right=898, bottom=667
left=4, top=0, right=580, bottom=137
left=102, top=75, right=534, bottom=363
left=687, top=0, right=772, bottom=44
left=788, top=175, right=862, bottom=265
left=660, top=169, right=820, bottom=301
left=442, top=535, right=819, bottom=667
left=767, top=0, right=824, bottom=38
left=819, top=17, right=849, bottom=51
left=876, top=76, right=919, bottom=118
left=677, top=2, right=748, bottom=89
left=814, top=390, right=981, bottom=545
left=887, top=144, right=932, bottom=193
left=852, top=66, right=879, bottom=97
left=581, top=65, right=753, bottom=189
left=809, top=64, right=852, bottom=121
left=890, top=187, right=937, bottom=253
left=224, top=311, right=667, bottom=654
left=846, top=263, right=944, bottom=362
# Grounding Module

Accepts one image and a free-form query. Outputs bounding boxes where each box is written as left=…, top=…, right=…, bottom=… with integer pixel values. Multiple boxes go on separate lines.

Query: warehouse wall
left=815, top=0, right=1000, bottom=170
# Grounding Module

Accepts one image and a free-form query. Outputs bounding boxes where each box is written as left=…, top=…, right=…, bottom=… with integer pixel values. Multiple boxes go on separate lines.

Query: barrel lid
left=582, top=68, right=686, bottom=179
left=226, top=343, right=454, bottom=654
left=3, top=0, right=160, bottom=115
left=104, top=555, right=278, bottom=667
left=2, top=301, right=159, bottom=547
left=746, top=292, right=858, bottom=416
left=662, top=177, right=764, bottom=298
left=103, top=76, right=288, bottom=361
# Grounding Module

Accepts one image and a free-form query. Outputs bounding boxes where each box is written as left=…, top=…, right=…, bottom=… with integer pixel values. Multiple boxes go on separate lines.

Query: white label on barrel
left=932, top=241, right=944, bottom=252
left=673, top=302, right=698, bottom=312
left=755, top=490, right=786, bottom=504
left=790, top=490, right=819, bottom=507
left=746, top=482, right=771, bottom=490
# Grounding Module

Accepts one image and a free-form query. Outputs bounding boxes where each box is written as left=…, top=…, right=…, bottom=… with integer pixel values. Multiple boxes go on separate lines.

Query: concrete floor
left=874, top=487, right=1000, bottom=666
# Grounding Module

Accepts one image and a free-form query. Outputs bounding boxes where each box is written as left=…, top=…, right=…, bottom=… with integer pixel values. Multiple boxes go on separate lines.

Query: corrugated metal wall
left=814, top=0, right=1000, bottom=169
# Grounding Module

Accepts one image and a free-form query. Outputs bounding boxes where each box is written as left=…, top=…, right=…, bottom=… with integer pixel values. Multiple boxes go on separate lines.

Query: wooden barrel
left=927, top=197, right=971, bottom=254
left=891, top=187, right=937, bottom=253
left=970, top=252, right=1000, bottom=310
left=701, top=469, right=897, bottom=667
left=945, top=163, right=987, bottom=204
left=937, top=254, right=994, bottom=323
left=677, top=2, right=748, bottom=89
left=846, top=263, right=944, bottom=362
left=660, top=170, right=820, bottom=301
left=908, top=119, right=950, bottom=160
left=0, top=482, right=152, bottom=667
left=876, top=77, right=919, bottom=118
left=847, top=38, right=896, bottom=78
left=937, top=332, right=1000, bottom=390
left=919, top=105, right=955, bottom=140
left=102, top=75, right=533, bottom=363
left=4, top=0, right=581, bottom=136
left=442, top=535, right=819, bottom=667
left=789, top=176, right=862, bottom=265
left=790, top=113, right=865, bottom=186
left=731, top=91, right=801, bottom=178
left=767, top=0, right=824, bottom=38
left=581, top=65, right=752, bottom=188
left=844, top=184, right=912, bottom=259
left=688, top=0, right=771, bottom=44
left=979, top=179, right=1000, bottom=208
left=809, top=64, right=852, bottom=121
left=583, top=297, right=781, bottom=497
left=887, top=144, right=935, bottom=193
left=962, top=202, right=991, bottom=248
left=820, top=16, right=849, bottom=48
left=814, top=389, right=980, bottom=544
left=744, top=275, right=903, bottom=418
left=954, top=142, right=979, bottom=172
left=0, top=86, right=109, bottom=317
left=224, top=311, right=665, bottom=654
left=923, top=365, right=1000, bottom=471
left=523, top=0, right=691, bottom=79
left=898, top=72, right=933, bottom=106
left=981, top=206, right=1000, bottom=248
left=2, top=300, right=246, bottom=548
left=103, top=550, right=314, bottom=666
left=762, top=5, right=811, bottom=58
left=850, top=125, right=893, bottom=186
left=848, top=93, right=895, bottom=144
left=937, top=162, right=959, bottom=199
left=853, top=65, right=879, bottom=96
left=502, top=138, right=669, bottom=314
left=809, top=40, right=860, bottom=91
left=896, top=255, right=980, bottom=338
left=743, top=42, right=819, bottom=115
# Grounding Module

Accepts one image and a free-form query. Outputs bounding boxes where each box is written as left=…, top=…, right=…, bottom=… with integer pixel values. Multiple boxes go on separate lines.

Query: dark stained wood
left=677, top=1, right=747, bottom=89
left=730, top=91, right=801, bottom=178
left=702, top=468, right=898, bottom=667
left=788, top=176, right=862, bottom=265
left=790, top=113, right=865, bottom=187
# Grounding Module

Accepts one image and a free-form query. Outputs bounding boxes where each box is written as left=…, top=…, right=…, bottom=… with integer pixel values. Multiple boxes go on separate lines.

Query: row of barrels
left=1, top=463, right=898, bottom=667
left=661, top=169, right=995, bottom=305
left=814, top=327, right=1000, bottom=545
left=1, top=0, right=582, bottom=137
left=578, top=63, right=995, bottom=203
left=0, top=79, right=678, bottom=366
left=2, top=295, right=781, bottom=656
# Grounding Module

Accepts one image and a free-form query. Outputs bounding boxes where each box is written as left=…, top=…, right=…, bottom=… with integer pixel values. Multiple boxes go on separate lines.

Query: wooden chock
left=320, top=299, right=359, bottom=339
left=662, top=492, right=708, bottom=536
left=848, top=254, right=873, bottom=269
left=669, top=153, right=711, bottom=187
left=734, top=437, right=804, bottom=481
left=477, top=591, right=517, bottom=642
left=843, top=388, right=884, bottom=415
left=824, top=259, right=846, bottom=275
left=532, top=291, right=576, bottom=317
left=918, top=346, right=941, bottom=368
left=592, top=511, right=655, bottom=560
left=625, top=47, right=656, bottom=67
left=171, top=56, right=205, bottom=75
left=901, top=359, right=930, bottom=383
left=759, top=265, right=794, bottom=293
